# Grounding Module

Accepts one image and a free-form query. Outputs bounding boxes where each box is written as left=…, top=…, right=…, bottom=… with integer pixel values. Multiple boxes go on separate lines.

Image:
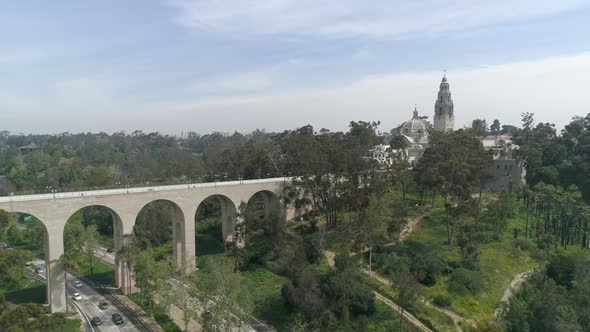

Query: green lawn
left=97, top=234, right=114, bottom=248
left=2, top=279, right=46, bottom=304
left=79, top=256, right=115, bottom=286
left=239, top=265, right=295, bottom=331
left=57, top=319, right=81, bottom=332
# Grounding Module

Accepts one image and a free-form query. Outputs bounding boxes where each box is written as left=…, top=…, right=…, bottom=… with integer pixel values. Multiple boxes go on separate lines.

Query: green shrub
left=513, top=238, right=529, bottom=251
left=448, top=268, right=482, bottom=295
left=432, top=293, right=452, bottom=307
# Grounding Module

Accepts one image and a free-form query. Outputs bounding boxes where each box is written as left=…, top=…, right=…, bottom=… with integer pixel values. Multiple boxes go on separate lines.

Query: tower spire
left=433, top=74, right=454, bottom=132
left=413, top=104, right=419, bottom=119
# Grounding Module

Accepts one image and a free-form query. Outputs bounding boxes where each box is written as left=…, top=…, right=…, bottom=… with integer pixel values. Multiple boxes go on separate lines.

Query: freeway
left=27, top=258, right=140, bottom=332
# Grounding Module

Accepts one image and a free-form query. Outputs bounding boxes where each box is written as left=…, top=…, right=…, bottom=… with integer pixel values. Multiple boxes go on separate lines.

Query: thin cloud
left=169, top=0, right=589, bottom=39
left=192, top=70, right=274, bottom=93
left=155, top=52, right=590, bottom=133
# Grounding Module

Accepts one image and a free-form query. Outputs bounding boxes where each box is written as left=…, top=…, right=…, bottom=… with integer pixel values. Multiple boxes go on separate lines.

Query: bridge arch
left=246, top=190, right=283, bottom=222
left=0, top=210, right=66, bottom=312
left=133, top=199, right=186, bottom=270
left=63, top=205, right=126, bottom=290
left=194, top=195, right=237, bottom=257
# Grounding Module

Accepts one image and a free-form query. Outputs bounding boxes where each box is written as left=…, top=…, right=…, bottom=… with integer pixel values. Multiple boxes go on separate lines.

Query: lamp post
left=125, top=184, right=130, bottom=193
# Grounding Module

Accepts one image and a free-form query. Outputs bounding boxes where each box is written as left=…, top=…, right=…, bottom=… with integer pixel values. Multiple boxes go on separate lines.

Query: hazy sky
left=2, top=1, right=590, bottom=135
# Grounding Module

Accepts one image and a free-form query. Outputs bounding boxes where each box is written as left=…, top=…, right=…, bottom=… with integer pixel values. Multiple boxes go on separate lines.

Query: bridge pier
left=221, top=199, right=238, bottom=244
left=44, top=221, right=66, bottom=313
left=115, top=234, right=137, bottom=294
left=173, top=205, right=195, bottom=274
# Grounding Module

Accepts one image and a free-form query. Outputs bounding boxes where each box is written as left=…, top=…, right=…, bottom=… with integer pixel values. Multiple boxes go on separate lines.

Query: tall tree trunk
left=399, top=307, right=405, bottom=331
left=368, top=245, right=373, bottom=277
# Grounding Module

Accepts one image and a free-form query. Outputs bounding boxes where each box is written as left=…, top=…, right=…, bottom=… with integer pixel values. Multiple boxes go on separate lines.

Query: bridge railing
left=0, top=177, right=292, bottom=203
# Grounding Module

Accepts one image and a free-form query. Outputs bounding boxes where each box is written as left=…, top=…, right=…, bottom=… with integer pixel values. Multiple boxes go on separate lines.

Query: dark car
left=91, top=316, right=102, bottom=326
left=112, top=313, right=124, bottom=325
left=98, top=301, right=109, bottom=310
left=106, top=248, right=114, bottom=253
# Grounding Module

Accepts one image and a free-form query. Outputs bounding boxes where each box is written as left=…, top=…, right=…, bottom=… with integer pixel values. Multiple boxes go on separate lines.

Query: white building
left=371, top=75, right=526, bottom=192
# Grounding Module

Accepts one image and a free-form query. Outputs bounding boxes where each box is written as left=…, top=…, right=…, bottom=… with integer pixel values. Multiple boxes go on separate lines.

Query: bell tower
left=433, top=74, right=454, bottom=132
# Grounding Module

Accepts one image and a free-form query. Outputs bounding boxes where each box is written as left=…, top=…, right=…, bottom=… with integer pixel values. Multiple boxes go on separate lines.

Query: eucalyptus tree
left=415, top=130, right=492, bottom=245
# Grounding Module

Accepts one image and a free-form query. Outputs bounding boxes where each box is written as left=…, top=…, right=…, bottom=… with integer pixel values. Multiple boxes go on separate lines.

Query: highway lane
left=27, top=258, right=139, bottom=332
left=94, top=245, right=115, bottom=266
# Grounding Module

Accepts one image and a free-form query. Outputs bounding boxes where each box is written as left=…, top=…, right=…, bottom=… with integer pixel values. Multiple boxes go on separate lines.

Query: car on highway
left=98, top=301, right=109, bottom=310
left=73, top=280, right=83, bottom=288
left=72, top=292, right=82, bottom=301
left=91, top=316, right=102, bottom=326
left=112, top=313, right=124, bottom=325
left=106, top=248, right=114, bottom=253
left=35, top=267, right=44, bottom=274
left=25, top=261, right=32, bottom=267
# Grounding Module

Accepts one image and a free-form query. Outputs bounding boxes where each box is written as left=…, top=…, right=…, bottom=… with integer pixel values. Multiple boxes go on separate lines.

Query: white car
left=73, top=280, right=83, bottom=288
left=25, top=261, right=32, bottom=267
left=72, top=292, right=82, bottom=301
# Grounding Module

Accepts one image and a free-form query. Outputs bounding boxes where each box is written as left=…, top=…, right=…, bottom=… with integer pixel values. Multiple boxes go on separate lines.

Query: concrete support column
left=178, top=207, right=196, bottom=274
left=171, top=207, right=184, bottom=271
left=222, top=200, right=239, bottom=244
left=116, top=234, right=137, bottom=294
left=232, top=200, right=245, bottom=248
left=115, top=212, right=137, bottom=295
left=44, top=223, right=66, bottom=313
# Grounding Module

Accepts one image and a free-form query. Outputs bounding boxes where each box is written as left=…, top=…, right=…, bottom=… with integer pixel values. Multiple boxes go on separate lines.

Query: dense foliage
left=502, top=252, right=590, bottom=331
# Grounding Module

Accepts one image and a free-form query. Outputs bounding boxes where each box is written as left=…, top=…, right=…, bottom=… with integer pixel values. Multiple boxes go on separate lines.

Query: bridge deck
left=0, top=177, right=290, bottom=203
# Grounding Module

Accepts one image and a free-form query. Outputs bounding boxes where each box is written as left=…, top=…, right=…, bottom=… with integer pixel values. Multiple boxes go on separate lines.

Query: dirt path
left=399, top=214, right=423, bottom=241
left=371, top=211, right=475, bottom=331
left=422, top=300, right=474, bottom=332
left=324, top=250, right=432, bottom=332
left=374, top=292, right=433, bottom=332
left=493, top=270, right=534, bottom=320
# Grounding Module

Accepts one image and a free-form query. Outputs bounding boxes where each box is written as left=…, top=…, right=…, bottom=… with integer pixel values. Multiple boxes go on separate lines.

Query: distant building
left=479, top=134, right=526, bottom=192
left=372, top=75, right=453, bottom=166
left=17, top=142, right=38, bottom=152
left=433, top=75, right=455, bottom=132
left=371, top=75, right=525, bottom=192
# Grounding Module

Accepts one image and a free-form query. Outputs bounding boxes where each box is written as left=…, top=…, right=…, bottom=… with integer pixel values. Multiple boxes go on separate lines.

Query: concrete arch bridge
left=0, top=177, right=291, bottom=313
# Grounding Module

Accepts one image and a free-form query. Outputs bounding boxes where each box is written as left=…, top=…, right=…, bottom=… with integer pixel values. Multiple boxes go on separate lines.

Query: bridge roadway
left=0, top=177, right=291, bottom=313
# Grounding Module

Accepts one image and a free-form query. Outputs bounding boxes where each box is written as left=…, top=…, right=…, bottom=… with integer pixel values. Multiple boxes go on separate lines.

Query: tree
left=490, top=119, right=501, bottom=135
left=392, top=259, right=420, bottom=331
left=288, top=315, right=320, bottom=332
left=415, top=130, right=492, bottom=245
left=194, top=257, right=254, bottom=332
left=0, top=210, right=9, bottom=236
left=482, top=191, right=515, bottom=240
left=133, top=248, right=170, bottom=308
left=360, top=194, right=404, bottom=276
left=82, top=224, right=99, bottom=275
left=470, top=119, right=488, bottom=136
left=385, top=150, right=412, bottom=200
left=161, top=274, right=197, bottom=332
